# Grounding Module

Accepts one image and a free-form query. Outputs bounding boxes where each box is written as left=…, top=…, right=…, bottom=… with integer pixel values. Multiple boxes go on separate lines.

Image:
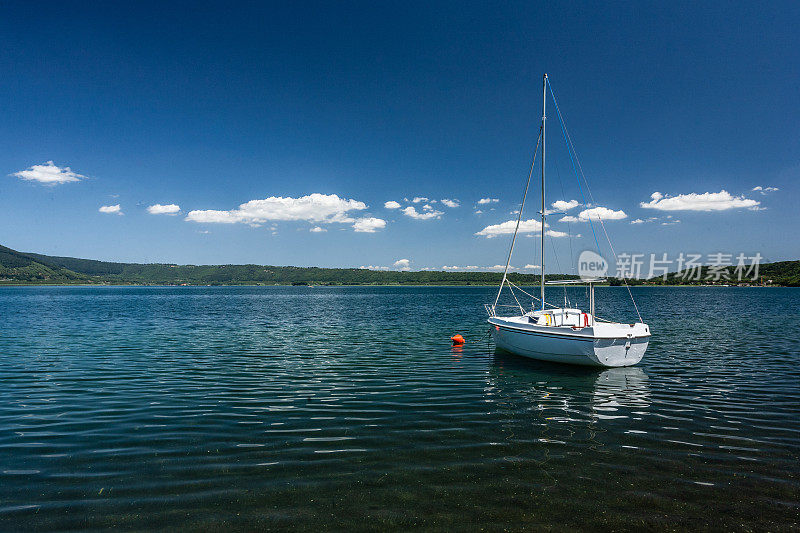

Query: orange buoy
left=450, top=334, right=465, bottom=346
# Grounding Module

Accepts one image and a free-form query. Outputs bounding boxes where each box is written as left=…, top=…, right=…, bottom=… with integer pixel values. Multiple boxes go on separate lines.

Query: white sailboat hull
left=488, top=316, right=650, bottom=367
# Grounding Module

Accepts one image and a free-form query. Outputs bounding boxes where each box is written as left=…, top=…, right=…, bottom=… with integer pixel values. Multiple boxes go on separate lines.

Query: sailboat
left=487, top=74, right=650, bottom=367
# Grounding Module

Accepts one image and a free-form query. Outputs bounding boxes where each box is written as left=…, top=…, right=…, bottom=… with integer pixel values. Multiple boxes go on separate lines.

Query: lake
left=1, top=286, right=798, bottom=530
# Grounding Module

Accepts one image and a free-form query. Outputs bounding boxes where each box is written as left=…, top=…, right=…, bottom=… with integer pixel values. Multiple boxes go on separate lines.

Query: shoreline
left=0, top=283, right=789, bottom=288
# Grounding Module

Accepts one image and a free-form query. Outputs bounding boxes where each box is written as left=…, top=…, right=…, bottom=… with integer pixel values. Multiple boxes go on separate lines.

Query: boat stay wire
left=546, top=79, right=644, bottom=323
left=547, top=80, right=602, bottom=255
left=493, top=126, right=543, bottom=309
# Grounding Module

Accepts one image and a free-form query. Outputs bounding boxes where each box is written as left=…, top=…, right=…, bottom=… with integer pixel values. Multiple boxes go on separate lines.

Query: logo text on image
left=578, top=250, right=608, bottom=280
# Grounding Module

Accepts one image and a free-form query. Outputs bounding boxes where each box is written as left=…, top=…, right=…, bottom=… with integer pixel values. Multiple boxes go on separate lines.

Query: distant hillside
left=0, top=245, right=93, bottom=284
left=0, top=244, right=551, bottom=286
left=642, top=261, right=800, bottom=287
left=1, top=244, right=797, bottom=286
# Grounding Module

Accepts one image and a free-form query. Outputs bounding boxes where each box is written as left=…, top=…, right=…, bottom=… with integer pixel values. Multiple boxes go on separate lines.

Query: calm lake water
left=1, top=286, right=798, bottom=530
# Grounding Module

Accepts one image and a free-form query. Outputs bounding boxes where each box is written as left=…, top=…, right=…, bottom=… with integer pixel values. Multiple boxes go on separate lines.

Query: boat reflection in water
left=486, top=352, right=650, bottom=422
left=591, top=364, right=650, bottom=416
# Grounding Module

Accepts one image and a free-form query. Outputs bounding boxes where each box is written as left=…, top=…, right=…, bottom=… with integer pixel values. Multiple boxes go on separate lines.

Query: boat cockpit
left=525, top=308, right=593, bottom=327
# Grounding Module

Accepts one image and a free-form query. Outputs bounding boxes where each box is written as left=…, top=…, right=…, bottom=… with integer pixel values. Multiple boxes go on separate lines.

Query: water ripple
left=0, top=285, right=798, bottom=530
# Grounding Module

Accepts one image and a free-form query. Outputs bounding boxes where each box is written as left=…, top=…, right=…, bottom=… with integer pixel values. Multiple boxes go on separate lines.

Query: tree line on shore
left=1, top=244, right=798, bottom=286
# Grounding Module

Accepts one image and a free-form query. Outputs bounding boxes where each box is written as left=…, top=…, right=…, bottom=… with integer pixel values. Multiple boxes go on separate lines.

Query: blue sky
left=1, top=1, right=798, bottom=273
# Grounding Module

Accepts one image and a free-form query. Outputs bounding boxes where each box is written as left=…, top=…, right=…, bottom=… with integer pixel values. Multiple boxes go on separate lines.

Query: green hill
left=643, top=260, right=800, bottom=287
left=1, top=244, right=797, bottom=286
left=0, top=245, right=94, bottom=284
left=0, top=244, right=551, bottom=286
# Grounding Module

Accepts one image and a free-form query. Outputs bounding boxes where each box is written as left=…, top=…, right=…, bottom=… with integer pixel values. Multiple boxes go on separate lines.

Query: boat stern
left=591, top=322, right=650, bottom=367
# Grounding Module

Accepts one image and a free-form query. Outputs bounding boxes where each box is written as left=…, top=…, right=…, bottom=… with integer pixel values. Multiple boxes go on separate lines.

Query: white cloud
left=384, top=200, right=402, bottom=209
left=640, top=190, right=759, bottom=211
left=352, top=217, right=386, bottom=233
left=12, top=161, right=87, bottom=185
left=752, top=186, right=779, bottom=195
left=551, top=199, right=580, bottom=211
left=441, top=265, right=537, bottom=272
left=559, top=206, right=627, bottom=222
left=147, top=203, right=181, bottom=215
left=441, top=198, right=460, bottom=208
left=393, top=258, right=411, bottom=271
left=525, top=230, right=573, bottom=238
left=309, top=226, right=327, bottom=233
left=185, top=210, right=242, bottom=223
left=442, top=265, right=514, bottom=271
left=477, top=198, right=499, bottom=204
left=441, top=265, right=482, bottom=271
left=360, top=265, right=390, bottom=271
left=578, top=206, right=627, bottom=221
left=475, top=218, right=545, bottom=237
left=630, top=216, right=668, bottom=225
left=402, top=206, right=443, bottom=220
left=412, top=197, right=429, bottom=203
left=99, top=204, right=122, bottom=215
left=477, top=215, right=587, bottom=237
left=185, top=194, right=368, bottom=229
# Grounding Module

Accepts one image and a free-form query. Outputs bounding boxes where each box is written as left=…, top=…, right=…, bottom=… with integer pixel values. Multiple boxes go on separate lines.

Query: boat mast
left=540, top=73, right=547, bottom=310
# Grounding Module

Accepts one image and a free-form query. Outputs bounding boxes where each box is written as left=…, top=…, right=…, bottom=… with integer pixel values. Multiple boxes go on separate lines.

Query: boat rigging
left=487, top=74, right=650, bottom=367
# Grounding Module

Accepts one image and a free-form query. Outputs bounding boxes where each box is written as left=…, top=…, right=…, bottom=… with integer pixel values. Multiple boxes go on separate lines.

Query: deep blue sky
left=1, top=1, right=798, bottom=272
